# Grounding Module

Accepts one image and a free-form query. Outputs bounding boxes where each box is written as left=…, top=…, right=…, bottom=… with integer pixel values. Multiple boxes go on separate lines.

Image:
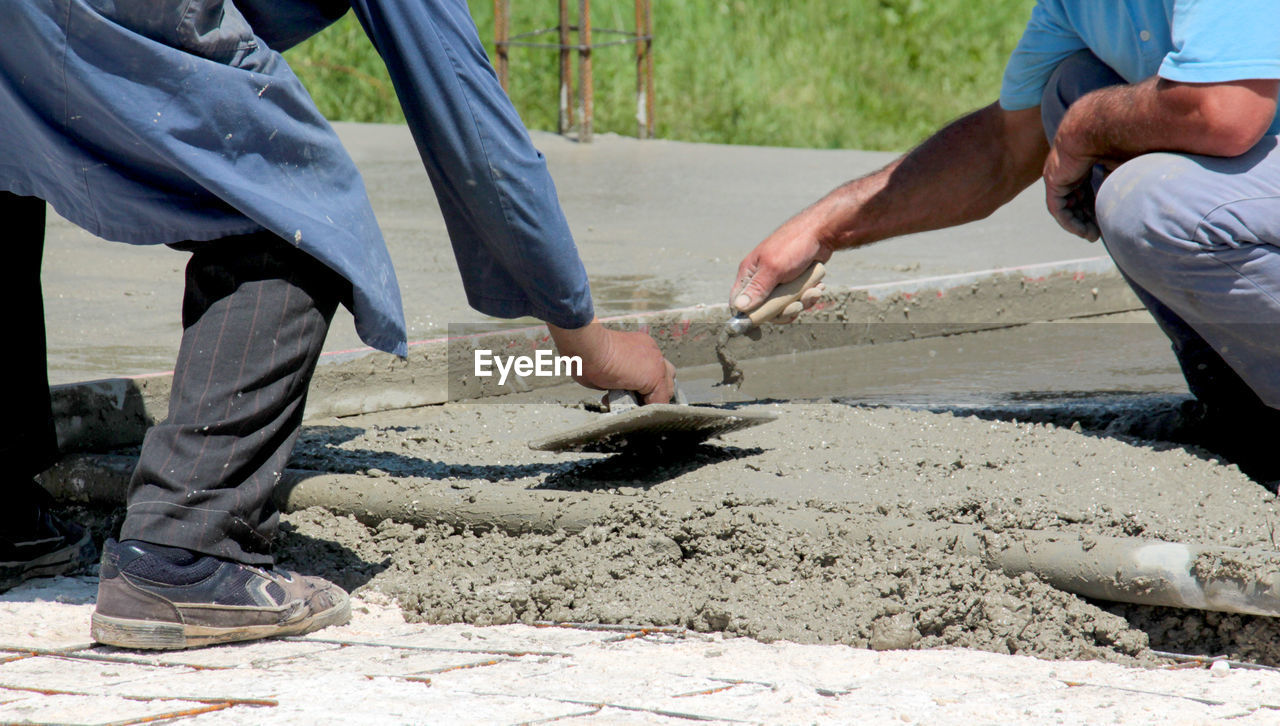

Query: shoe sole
left=0, top=530, right=96, bottom=592
left=90, top=591, right=351, bottom=650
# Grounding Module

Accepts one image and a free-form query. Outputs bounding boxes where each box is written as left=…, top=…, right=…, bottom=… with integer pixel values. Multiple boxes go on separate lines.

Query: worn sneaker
left=91, top=539, right=350, bottom=650
left=0, top=486, right=97, bottom=593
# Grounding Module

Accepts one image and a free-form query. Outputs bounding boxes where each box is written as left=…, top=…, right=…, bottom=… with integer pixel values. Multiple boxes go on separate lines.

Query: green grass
left=285, top=1, right=1033, bottom=151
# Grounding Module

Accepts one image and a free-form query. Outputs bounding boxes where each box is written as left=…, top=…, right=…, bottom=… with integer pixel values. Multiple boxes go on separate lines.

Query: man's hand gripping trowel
left=528, top=262, right=826, bottom=454
left=718, top=261, right=826, bottom=387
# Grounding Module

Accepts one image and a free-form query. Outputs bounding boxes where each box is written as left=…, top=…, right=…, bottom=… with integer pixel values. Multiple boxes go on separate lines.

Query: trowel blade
left=675, top=378, right=758, bottom=406
left=528, top=403, right=777, bottom=454
left=675, top=379, right=729, bottom=405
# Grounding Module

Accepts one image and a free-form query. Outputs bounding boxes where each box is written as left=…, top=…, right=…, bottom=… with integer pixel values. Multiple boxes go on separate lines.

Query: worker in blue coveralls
left=732, top=1, right=1280, bottom=481
left=0, top=0, right=675, bottom=649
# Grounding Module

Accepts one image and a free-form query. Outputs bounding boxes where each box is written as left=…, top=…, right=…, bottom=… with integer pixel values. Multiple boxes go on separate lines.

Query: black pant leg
left=121, top=231, right=347, bottom=565
left=0, top=192, right=58, bottom=484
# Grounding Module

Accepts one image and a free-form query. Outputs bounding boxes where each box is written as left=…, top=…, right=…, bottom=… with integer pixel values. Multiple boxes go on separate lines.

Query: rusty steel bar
left=559, top=0, right=573, bottom=134
left=494, top=0, right=510, bottom=92
left=634, top=0, right=646, bottom=139
left=497, top=0, right=651, bottom=141
left=577, top=0, right=593, bottom=142
left=507, top=38, right=638, bottom=49
left=643, top=0, right=654, bottom=138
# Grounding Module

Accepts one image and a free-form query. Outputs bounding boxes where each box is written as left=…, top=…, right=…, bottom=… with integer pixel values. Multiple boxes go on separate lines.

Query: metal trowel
left=529, top=263, right=825, bottom=454
left=528, top=384, right=777, bottom=454
left=717, top=261, right=826, bottom=387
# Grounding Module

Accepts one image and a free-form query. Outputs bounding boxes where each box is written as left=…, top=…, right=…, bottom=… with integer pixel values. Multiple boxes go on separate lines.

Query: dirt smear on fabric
left=266, top=400, right=1280, bottom=666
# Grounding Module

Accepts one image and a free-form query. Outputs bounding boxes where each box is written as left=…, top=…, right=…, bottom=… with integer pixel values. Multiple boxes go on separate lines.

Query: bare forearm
left=730, top=104, right=1047, bottom=315
left=1042, top=76, right=1278, bottom=240
left=1057, top=77, right=1279, bottom=164
left=801, top=104, right=1048, bottom=251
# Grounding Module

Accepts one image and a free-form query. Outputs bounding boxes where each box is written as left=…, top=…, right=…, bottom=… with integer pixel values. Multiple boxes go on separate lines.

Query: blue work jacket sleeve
left=346, top=0, right=596, bottom=330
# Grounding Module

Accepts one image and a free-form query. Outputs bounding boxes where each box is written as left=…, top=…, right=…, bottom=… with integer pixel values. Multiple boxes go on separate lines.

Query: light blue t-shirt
left=1001, top=0, right=1280, bottom=135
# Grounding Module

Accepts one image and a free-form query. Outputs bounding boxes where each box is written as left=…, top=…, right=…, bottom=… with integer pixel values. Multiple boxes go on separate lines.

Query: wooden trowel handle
left=745, top=261, right=826, bottom=325
left=605, top=389, right=642, bottom=412
left=604, top=383, right=688, bottom=411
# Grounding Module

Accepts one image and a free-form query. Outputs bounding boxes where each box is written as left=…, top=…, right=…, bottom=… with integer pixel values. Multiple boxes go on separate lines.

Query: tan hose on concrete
left=42, top=454, right=1280, bottom=618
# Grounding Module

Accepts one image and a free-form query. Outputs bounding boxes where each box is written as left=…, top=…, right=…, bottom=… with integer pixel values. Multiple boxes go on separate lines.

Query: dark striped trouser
left=5, top=192, right=345, bottom=565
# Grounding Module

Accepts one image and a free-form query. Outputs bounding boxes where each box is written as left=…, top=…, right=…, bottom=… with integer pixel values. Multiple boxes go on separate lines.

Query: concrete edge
left=51, top=256, right=1139, bottom=453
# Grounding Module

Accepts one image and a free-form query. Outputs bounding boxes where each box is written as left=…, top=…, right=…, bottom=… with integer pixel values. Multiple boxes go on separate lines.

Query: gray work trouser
left=5, top=186, right=342, bottom=565
left=1043, top=51, right=1280, bottom=415
left=121, top=233, right=344, bottom=566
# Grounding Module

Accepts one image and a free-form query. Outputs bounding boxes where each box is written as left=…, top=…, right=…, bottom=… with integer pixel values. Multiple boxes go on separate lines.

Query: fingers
left=730, top=252, right=781, bottom=313
left=1046, top=183, right=1100, bottom=241
left=771, top=300, right=805, bottom=325
left=580, top=328, right=674, bottom=404
left=730, top=254, right=758, bottom=307
left=1043, top=145, right=1102, bottom=242
left=800, top=283, right=825, bottom=309
left=763, top=282, right=827, bottom=326
left=641, top=358, right=677, bottom=405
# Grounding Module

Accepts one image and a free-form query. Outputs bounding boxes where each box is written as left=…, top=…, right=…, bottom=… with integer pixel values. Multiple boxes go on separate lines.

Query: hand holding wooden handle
left=742, top=261, right=826, bottom=326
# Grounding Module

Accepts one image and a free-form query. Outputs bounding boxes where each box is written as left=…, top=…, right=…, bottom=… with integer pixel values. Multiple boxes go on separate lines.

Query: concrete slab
left=0, top=575, right=98, bottom=652
left=42, top=124, right=1093, bottom=385
left=99, top=639, right=341, bottom=670
left=0, top=653, right=186, bottom=693
left=297, top=622, right=631, bottom=654
left=0, top=693, right=212, bottom=726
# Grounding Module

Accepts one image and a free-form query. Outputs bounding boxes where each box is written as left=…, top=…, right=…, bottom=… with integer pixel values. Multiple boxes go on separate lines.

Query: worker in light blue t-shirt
left=729, top=0, right=1280, bottom=481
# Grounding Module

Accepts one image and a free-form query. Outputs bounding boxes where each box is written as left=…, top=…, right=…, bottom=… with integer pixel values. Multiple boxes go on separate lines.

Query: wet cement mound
left=277, top=503, right=1152, bottom=664
left=265, top=400, right=1280, bottom=666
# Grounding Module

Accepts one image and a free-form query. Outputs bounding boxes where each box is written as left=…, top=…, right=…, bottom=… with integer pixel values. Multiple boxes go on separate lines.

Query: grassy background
left=286, top=1, right=1033, bottom=151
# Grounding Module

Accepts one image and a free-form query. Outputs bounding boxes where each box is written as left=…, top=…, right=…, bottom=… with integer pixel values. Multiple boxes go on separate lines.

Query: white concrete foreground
left=3, top=576, right=1279, bottom=725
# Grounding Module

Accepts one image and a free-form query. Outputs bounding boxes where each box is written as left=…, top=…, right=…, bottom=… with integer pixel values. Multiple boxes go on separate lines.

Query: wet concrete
left=499, top=311, right=1183, bottom=409
left=264, top=392, right=1280, bottom=666
left=700, top=311, right=1185, bottom=405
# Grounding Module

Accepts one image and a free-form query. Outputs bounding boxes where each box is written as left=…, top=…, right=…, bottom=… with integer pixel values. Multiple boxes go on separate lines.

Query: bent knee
left=1096, top=153, right=1219, bottom=257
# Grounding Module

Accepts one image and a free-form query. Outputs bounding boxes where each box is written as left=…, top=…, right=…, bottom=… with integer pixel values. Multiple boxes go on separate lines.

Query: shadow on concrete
left=1104, top=601, right=1280, bottom=668
left=294, top=448, right=570, bottom=482
left=0, top=573, right=99, bottom=606
left=53, top=377, right=167, bottom=453
left=536, top=444, right=767, bottom=492
left=292, top=424, right=570, bottom=482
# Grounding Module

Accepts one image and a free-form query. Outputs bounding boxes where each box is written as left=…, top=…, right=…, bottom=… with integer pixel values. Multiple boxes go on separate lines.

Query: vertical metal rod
left=633, top=0, right=646, bottom=139
left=558, top=0, right=573, bottom=134
left=643, top=0, right=654, bottom=138
left=577, top=0, right=593, bottom=143
left=494, top=0, right=510, bottom=92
